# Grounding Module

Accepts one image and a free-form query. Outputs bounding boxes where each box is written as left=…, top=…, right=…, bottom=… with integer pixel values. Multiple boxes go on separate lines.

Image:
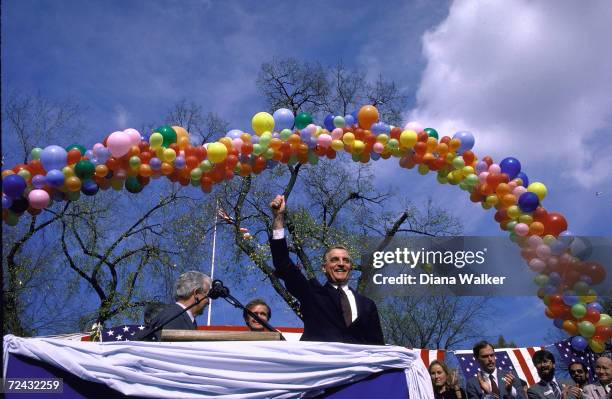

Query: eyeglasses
left=535, top=359, right=553, bottom=367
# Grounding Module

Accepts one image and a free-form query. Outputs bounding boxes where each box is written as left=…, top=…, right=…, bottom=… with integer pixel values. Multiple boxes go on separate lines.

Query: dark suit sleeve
left=270, top=238, right=310, bottom=302
left=526, top=388, right=539, bottom=399
left=466, top=378, right=483, bottom=399
left=367, top=301, right=385, bottom=345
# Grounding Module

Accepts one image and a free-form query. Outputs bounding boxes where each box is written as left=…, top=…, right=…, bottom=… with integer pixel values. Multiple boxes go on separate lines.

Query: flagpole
left=207, top=199, right=219, bottom=326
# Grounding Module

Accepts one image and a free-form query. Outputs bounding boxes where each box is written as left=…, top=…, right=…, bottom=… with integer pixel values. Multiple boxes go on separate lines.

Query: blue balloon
left=553, top=318, right=564, bottom=328
left=570, top=237, right=592, bottom=260
left=84, top=150, right=94, bottom=160
left=557, top=230, right=575, bottom=245
left=45, top=169, right=65, bottom=188
left=272, top=108, right=294, bottom=131
left=517, top=172, right=529, bottom=187
left=571, top=336, right=588, bottom=352
left=31, top=174, right=46, bottom=189
left=226, top=129, right=243, bottom=139
left=2, top=194, right=13, bottom=209
left=344, top=114, right=356, bottom=126
left=351, top=110, right=358, bottom=124
left=40, top=145, right=67, bottom=171
left=95, top=147, right=110, bottom=164
left=251, top=135, right=260, bottom=144
left=81, top=180, right=99, bottom=196
left=2, top=174, right=27, bottom=199
left=323, top=114, right=335, bottom=131
left=371, top=122, right=389, bottom=134
left=587, top=302, right=603, bottom=313
left=149, top=158, right=162, bottom=171
left=500, top=157, right=521, bottom=180
left=452, top=131, right=475, bottom=154
left=562, top=291, right=579, bottom=306
left=518, top=192, right=539, bottom=212
left=371, top=152, right=381, bottom=161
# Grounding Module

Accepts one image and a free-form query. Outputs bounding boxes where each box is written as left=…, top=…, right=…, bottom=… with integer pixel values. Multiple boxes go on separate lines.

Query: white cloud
left=408, top=0, right=612, bottom=188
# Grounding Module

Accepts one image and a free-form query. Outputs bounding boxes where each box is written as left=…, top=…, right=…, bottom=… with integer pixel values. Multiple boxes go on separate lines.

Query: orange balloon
left=65, top=176, right=82, bottom=192
left=357, top=105, right=379, bottom=129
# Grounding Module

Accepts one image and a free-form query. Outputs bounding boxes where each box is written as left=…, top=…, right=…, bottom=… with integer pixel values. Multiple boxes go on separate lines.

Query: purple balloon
left=32, top=174, right=47, bottom=189
left=2, top=194, right=13, bottom=209
left=344, top=114, right=356, bottom=126
left=587, top=302, right=603, bottom=313
left=272, top=108, right=294, bottom=131
left=149, top=158, right=162, bottom=171
left=324, top=114, right=335, bottom=131
left=2, top=174, right=27, bottom=199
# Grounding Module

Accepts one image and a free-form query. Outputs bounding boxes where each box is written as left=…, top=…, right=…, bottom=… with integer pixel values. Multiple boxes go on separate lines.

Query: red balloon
left=582, top=308, right=601, bottom=324
left=544, top=212, right=568, bottom=236
left=582, top=262, right=606, bottom=284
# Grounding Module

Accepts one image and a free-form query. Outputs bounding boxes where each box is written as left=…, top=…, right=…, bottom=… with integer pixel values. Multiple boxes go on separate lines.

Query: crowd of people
left=427, top=341, right=611, bottom=399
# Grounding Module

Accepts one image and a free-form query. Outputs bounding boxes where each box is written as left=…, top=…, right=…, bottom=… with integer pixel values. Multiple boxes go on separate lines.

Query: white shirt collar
left=175, top=302, right=195, bottom=323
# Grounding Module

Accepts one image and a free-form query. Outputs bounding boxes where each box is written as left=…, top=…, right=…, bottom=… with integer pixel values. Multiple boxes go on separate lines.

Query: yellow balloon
left=331, top=139, right=344, bottom=151
left=342, top=132, right=355, bottom=145
left=376, top=134, right=389, bottom=144
left=149, top=132, right=164, bottom=149
left=163, top=148, right=177, bottom=162
left=352, top=140, right=365, bottom=154
left=207, top=142, right=228, bottom=163
left=251, top=112, right=274, bottom=136
left=527, top=182, right=547, bottom=201
left=588, top=339, right=605, bottom=353
left=62, top=166, right=75, bottom=178
left=399, top=130, right=417, bottom=148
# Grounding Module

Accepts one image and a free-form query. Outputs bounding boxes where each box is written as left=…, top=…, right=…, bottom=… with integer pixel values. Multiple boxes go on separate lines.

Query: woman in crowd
left=429, top=360, right=466, bottom=399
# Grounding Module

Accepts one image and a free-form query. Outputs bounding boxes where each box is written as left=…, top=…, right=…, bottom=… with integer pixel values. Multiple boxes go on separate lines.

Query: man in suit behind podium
left=269, top=195, right=384, bottom=345
left=141, top=271, right=212, bottom=341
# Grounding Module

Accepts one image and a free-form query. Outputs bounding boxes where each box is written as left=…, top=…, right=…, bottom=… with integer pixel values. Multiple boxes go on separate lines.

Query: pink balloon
left=513, top=186, right=527, bottom=197
left=28, top=189, right=50, bottom=209
left=528, top=235, right=543, bottom=248
left=528, top=258, right=546, bottom=272
left=123, top=128, right=142, bottom=147
left=488, top=164, right=501, bottom=174
left=317, top=134, right=332, bottom=148
left=93, top=143, right=105, bottom=153
left=331, top=128, right=344, bottom=140
left=231, top=138, right=243, bottom=151
left=403, top=121, right=423, bottom=133
left=547, top=256, right=559, bottom=267
left=107, top=131, right=132, bottom=157
left=514, top=223, right=529, bottom=236
left=373, top=142, right=385, bottom=154
left=479, top=172, right=489, bottom=184
left=536, top=244, right=552, bottom=259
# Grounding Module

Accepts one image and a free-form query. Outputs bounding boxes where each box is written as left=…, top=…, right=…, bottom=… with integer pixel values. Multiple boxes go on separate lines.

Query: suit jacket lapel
left=323, top=282, right=347, bottom=329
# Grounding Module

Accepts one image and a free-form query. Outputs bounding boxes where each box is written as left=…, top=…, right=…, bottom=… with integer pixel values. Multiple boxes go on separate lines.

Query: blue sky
left=2, top=1, right=611, bottom=348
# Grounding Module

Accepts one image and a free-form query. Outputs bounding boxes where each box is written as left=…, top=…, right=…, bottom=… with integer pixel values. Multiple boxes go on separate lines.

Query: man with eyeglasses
left=567, top=361, right=588, bottom=390
left=527, top=350, right=577, bottom=399
left=269, top=195, right=384, bottom=345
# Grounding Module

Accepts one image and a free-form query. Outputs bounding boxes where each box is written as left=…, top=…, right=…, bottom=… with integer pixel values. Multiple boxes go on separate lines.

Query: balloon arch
left=2, top=105, right=610, bottom=352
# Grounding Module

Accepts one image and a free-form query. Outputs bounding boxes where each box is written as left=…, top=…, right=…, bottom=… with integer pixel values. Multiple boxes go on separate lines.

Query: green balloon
left=66, top=144, right=87, bottom=155
left=571, top=303, right=587, bottom=319
left=74, top=160, right=95, bottom=179
left=578, top=321, right=595, bottom=338
left=534, top=274, right=549, bottom=287
left=31, top=147, right=43, bottom=160
left=424, top=128, right=439, bottom=139
left=6, top=210, right=19, bottom=226
left=156, top=125, right=177, bottom=147
left=294, top=112, right=312, bottom=130
left=125, top=176, right=143, bottom=193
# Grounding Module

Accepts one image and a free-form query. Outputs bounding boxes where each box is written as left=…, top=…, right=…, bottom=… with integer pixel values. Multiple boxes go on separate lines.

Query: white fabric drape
left=4, top=334, right=434, bottom=398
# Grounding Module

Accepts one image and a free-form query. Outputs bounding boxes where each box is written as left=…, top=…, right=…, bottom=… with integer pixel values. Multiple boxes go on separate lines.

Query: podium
left=161, top=329, right=283, bottom=341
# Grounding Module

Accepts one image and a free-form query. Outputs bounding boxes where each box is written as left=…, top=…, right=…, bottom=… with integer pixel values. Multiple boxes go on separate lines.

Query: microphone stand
left=220, top=293, right=286, bottom=341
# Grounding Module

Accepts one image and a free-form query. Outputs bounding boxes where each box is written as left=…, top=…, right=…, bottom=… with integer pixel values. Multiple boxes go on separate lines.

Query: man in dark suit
left=139, top=271, right=212, bottom=341
left=527, top=349, right=576, bottom=399
left=269, top=195, right=384, bottom=345
left=466, top=341, right=526, bottom=399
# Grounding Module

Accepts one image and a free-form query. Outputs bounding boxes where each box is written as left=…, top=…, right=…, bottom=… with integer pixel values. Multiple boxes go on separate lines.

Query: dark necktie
left=489, top=374, right=500, bottom=397
left=193, top=318, right=198, bottom=329
left=337, top=286, right=352, bottom=327
left=550, top=381, right=561, bottom=399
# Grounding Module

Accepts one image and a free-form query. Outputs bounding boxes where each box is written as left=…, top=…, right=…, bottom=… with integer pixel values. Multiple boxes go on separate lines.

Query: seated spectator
left=429, top=360, right=466, bottom=399
left=567, top=361, right=589, bottom=389
left=527, top=349, right=574, bottom=399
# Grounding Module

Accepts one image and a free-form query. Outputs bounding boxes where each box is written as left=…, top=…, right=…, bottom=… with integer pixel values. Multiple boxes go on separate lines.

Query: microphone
left=207, top=279, right=229, bottom=299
